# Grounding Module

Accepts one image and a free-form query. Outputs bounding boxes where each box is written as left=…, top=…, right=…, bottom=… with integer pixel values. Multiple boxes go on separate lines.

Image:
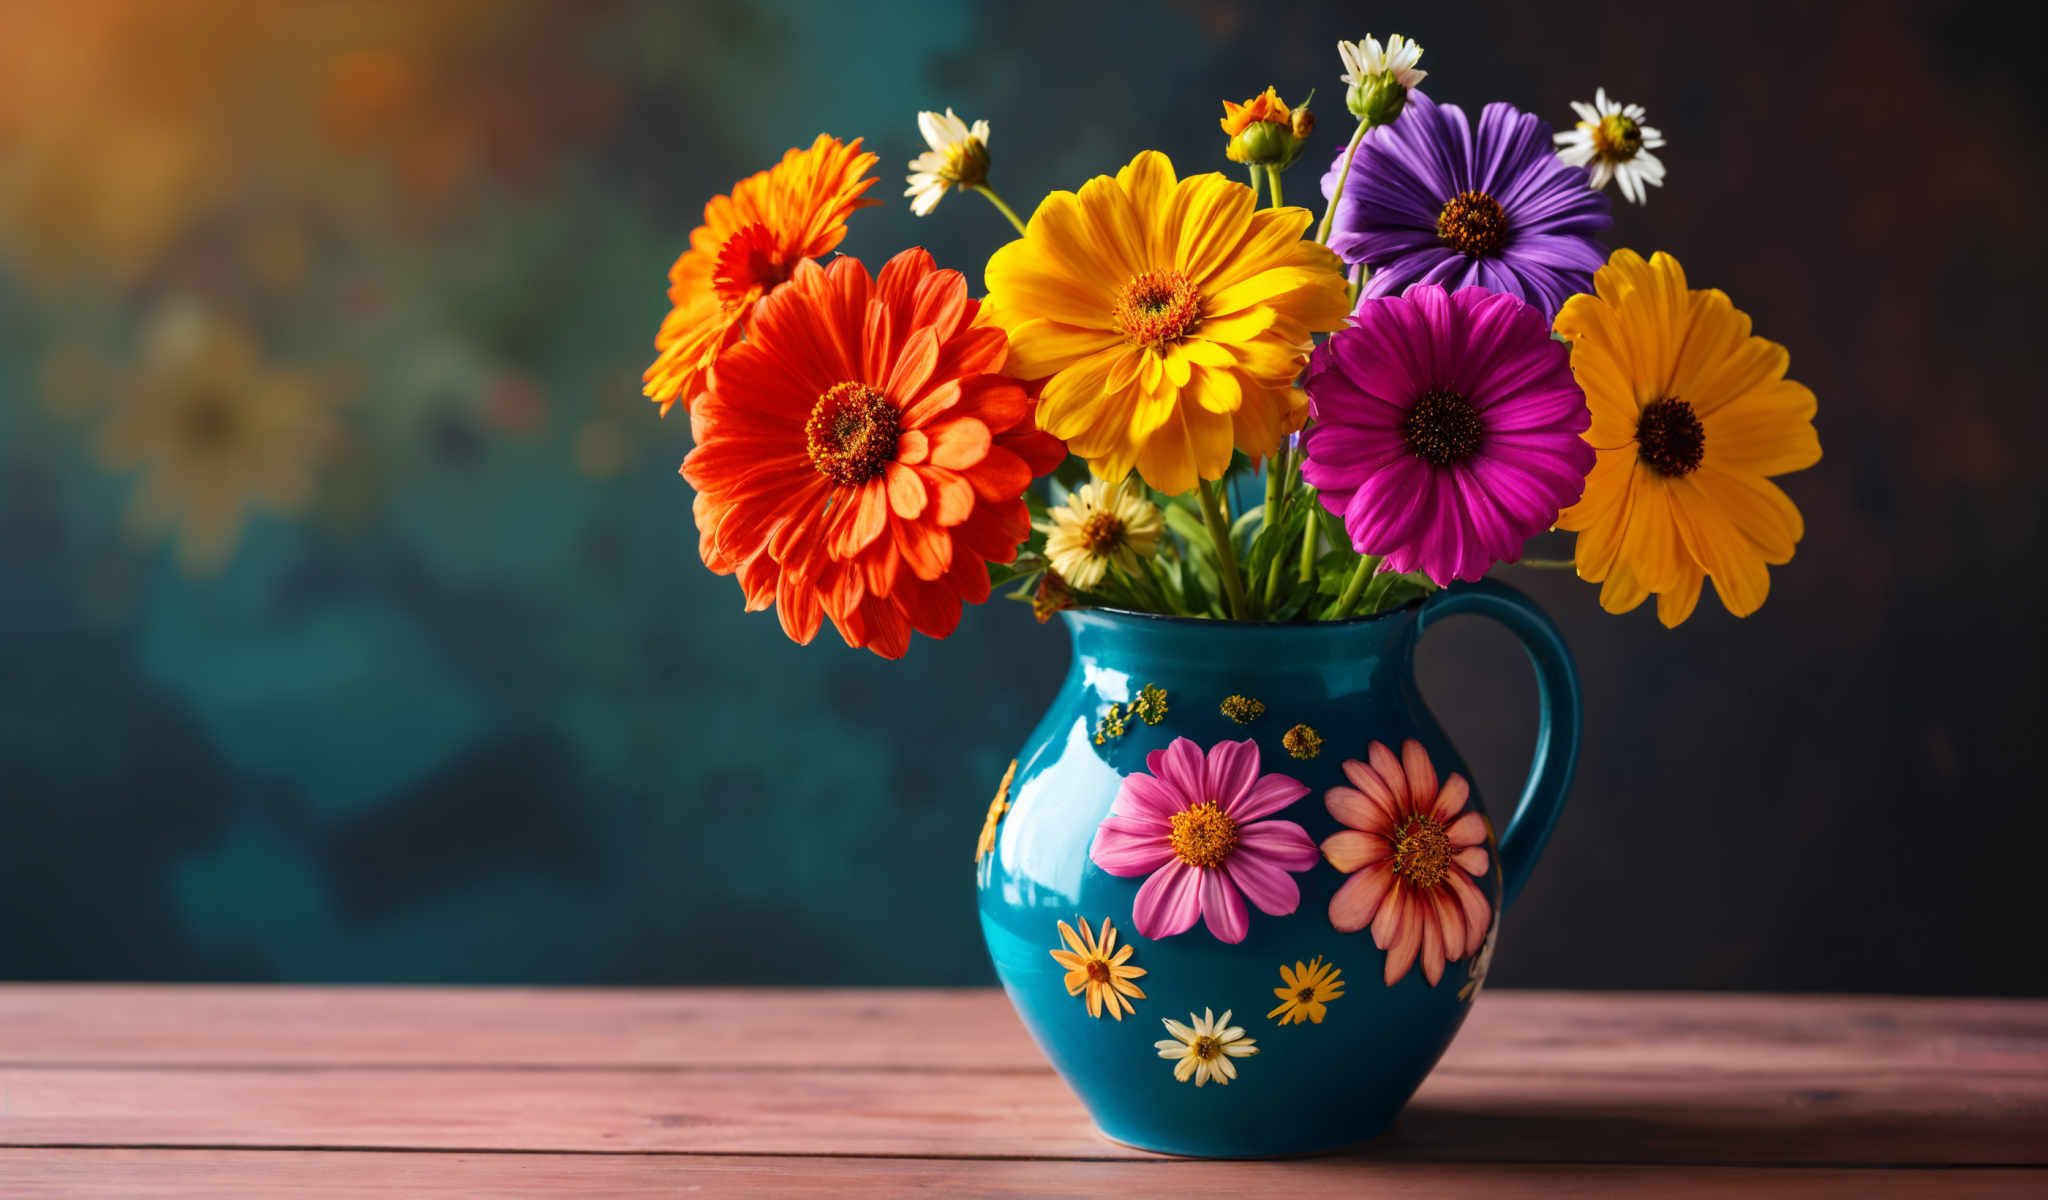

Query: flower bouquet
left=644, top=33, right=1818, bottom=1157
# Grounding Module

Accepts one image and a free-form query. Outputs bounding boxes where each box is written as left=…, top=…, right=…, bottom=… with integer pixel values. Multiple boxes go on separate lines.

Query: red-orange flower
left=1219, top=86, right=1293, bottom=137
left=683, top=248, right=1065, bottom=658
left=643, top=134, right=880, bottom=416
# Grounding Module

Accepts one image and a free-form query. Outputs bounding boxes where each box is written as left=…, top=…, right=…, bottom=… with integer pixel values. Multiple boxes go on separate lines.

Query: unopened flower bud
left=1347, top=74, right=1410, bottom=127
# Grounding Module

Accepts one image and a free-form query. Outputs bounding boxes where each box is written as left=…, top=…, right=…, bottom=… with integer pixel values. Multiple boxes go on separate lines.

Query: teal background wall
left=2, top=0, right=2042, bottom=992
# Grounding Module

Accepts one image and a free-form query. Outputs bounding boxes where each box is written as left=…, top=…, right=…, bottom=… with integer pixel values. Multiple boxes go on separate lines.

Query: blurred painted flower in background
left=1554, top=250, right=1820, bottom=626
left=983, top=151, right=1350, bottom=494
left=1554, top=88, right=1667, bottom=205
left=97, top=302, right=338, bottom=575
left=905, top=108, right=991, bottom=216
left=1323, top=93, right=1612, bottom=318
left=643, top=135, right=881, bottom=417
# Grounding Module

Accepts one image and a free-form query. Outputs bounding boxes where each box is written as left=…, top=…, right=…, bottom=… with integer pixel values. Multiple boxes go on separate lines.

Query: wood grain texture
left=0, top=987, right=2040, bottom=1193
left=0, top=1151, right=2040, bottom=1199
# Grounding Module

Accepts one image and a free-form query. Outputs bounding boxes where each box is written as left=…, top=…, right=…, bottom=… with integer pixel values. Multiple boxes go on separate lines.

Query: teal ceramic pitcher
left=975, top=578, right=1579, bottom=1157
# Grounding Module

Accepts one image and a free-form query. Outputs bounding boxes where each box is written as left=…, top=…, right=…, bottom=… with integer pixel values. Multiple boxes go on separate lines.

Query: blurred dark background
left=1, top=0, right=2041, bottom=993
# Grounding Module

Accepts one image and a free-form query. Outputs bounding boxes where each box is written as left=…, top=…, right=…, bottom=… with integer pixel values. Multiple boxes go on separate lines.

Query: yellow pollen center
left=1594, top=112, right=1643, bottom=160
left=1190, top=1035, right=1221, bottom=1061
left=1435, top=189, right=1509, bottom=257
left=1080, top=511, right=1125, bottom=555
left=804, top=382, right=900, bottom=487
left=1391, top=814, right=1452, bottom=889
left=1112, top=269, right=1202, bottom=350
left=1168, top=802, right=1239, bottom=868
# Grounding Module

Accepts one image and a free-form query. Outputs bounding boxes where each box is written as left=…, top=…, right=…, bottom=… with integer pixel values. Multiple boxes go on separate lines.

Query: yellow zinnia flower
left=983, top=151, right=1351, bottom=496
left=1555, top=250, right=1820, bottom=626
left=1039, top=479, right=1164, bottom=590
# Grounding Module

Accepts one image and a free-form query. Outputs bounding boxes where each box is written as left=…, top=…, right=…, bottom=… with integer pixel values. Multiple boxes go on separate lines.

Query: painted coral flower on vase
left=1323, top=740, right=1494, bottom=986
left=1300, top=283, right=1595, bottom=585
left=1090, top=737, right=1318, bottom=943
left=1322, top=92, right=1611, bottom=318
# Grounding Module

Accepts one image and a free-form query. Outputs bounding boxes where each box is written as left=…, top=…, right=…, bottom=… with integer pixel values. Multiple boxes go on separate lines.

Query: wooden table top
left=0, top=987, right=2040, bottom=1196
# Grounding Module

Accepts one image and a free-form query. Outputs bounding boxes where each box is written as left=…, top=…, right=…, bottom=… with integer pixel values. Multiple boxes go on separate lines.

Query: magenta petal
left=1132, top=861, right=1203, bottom=940
left=1113, top=772, right=1185, bottom=821
left=1148, top=738, right=1207, bottom=805
left=1226, top=851, right=1301, bottom=917
left=1204, top=738, right=1260, bottom=811
left=1226, top=771, right=1309, bottom=821
left=1234, top=819, right=1320, bottom=871
left=1198, top=867, right=1250, bottom=943
left=1090, top=815, right=1175, bottom=876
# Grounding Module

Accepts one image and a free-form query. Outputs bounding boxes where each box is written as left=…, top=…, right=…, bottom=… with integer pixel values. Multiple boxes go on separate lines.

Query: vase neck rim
left=1058, top=600, right=1424, bottom=667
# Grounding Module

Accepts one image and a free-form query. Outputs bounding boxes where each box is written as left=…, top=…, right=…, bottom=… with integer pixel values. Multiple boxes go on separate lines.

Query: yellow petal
left=1003, top=319, right=1122, bottom=380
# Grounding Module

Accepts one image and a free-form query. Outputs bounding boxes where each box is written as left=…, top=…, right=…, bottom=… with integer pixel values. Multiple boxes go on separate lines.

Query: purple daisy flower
left=1300, top=283, right=1596, bottom=585
left=1321, top=92, right=1611, bottom=318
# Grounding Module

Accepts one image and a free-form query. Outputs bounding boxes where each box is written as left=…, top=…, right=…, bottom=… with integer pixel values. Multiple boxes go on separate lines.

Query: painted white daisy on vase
left=1554, top=87, right=1667, bottom=205
left=1156, top=1008, right=1258, bottom=1086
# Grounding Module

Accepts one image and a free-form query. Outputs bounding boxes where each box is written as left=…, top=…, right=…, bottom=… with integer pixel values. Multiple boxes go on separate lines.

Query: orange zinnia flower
left=1219, top=86, right=1293, bottom=137
left=683, top=248, right=1065, bottom=659
left=642, top=134, right=880, bottom=416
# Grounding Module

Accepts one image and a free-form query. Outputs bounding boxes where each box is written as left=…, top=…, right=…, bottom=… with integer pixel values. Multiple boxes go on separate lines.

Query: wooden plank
left=0, top=1151, right=2041, bottom=1199
left=1, top=987, right=2042, bottom=1077
left=0, top=1063, right=2040, bottom=1164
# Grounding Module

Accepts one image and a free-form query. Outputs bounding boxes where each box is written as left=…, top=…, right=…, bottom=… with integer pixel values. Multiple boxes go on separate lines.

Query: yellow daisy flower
left=1049, top=917, right=1147, bottom=1020
left=1155, top=1008, right=1257, bottom=1085
left=1040, top=479, right=1164, bottom=590
left=1555, top=250, right=1820, bottom=626
left=982, top=151, right=1352, bottom=495
left=975, top=760, right=1017, bottom=866
left=1267, top=956, right=1345, bottom=1024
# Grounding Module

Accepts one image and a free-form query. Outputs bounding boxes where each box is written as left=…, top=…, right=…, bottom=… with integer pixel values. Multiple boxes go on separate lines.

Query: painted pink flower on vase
left=1323, top=739, right=1494, bottom=986
left=1090, top=737, right=1319, bottom=944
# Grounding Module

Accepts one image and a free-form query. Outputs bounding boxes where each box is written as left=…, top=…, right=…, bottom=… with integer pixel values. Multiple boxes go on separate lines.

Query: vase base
left=1092, top=1117, right=1395, bottom=1160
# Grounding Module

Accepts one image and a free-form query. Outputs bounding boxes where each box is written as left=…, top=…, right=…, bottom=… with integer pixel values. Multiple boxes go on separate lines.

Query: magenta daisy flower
left=1090, top=737, right=1318, bottom=944
left=1301, top=283, right=1596, bottom=585
left=1322, top=91, right=1611, bottom=318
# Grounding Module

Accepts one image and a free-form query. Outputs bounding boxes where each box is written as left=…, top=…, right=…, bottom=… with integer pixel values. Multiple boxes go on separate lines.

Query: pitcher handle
left=1415, top=578, right=1581, bottom=911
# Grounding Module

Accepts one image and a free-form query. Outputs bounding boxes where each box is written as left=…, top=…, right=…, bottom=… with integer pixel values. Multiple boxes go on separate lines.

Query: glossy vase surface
left=976, top=579, right=1580, bottom=1157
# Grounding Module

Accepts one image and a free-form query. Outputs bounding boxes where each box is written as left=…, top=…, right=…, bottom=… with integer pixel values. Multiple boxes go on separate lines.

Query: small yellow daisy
left=1267, top=956, right=1345, bottom=1025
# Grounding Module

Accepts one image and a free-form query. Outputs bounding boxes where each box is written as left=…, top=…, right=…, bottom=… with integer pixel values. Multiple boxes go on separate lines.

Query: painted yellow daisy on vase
left=1040, top=478, right=1164, bottom=590
left=982, top=151, right=1352, bottom=495
left=1555, top=250, right=1820, bottom=626
left=1267, top=956, right=1345, bottom=1025
left=1156, top=1008, right=1256, bottom=1086
left=1049, top=917, right=1147, bottom=1020
left=975, top=759, right=1017, bottom=866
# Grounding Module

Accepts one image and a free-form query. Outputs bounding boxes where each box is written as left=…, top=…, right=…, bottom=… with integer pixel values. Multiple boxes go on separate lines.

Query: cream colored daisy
left=1155, top=1008, right=1257, bottom=1086
left=904, top=108, right=990, bottom=216
left=1554, top=88, right=1667, bottom=205
left=1338, top=34, right=1427, bottom=91
left=1038, top=479, right=1164, bottom=591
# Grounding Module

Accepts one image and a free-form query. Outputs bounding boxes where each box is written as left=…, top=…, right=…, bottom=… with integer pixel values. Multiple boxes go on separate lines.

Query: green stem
left=1265, top=164, right=1285, bottom=209
left=1514, top=557, right=1579, bottom=570
left=1313, top=121, right=1369, bottom=246
left=1296, top=485, right=1321, bottom=583
left=1331, top=554, right=1382, bottom=618
left=971, top=184, right=1029, bottom=237
left=1246, top=165, right=1262, bottom=203
left=1196, top=478, right=1250, bottom=620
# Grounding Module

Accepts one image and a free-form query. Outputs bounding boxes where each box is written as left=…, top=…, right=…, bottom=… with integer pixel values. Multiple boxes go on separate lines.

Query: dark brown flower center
left=1402, top=388, right=1485, bottom=467
left=1295, top=985, right=1318, bottom=1002
left=1435, top=189, right=1509, bottom=257
left=1636, top=397, right=1705, bottom=477
left=805, top=382, right=900, bottom=486
left=1168, top=802, right=1239, bottom=868
left=1391, top=814, right=1452, bottom=889
left=1112, top=269, right=1202, bottom=349
left=1080, top=511, right=1125, bottom=555
left=180, top=391, right=237, bottom=445
left=1190, top=1035, right=1221, bottom=1061
left=1085, top=960, right=1111, bottom=984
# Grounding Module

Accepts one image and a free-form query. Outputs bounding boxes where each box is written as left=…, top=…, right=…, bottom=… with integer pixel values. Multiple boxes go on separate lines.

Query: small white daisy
left=904, top=108, right=990, bottom=217
left=1554, top=88, right=1667, bottom=205
left=1155, top=1008, right=1257, bottom=1087
left=1337, top=34, right=1427, bottom=92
